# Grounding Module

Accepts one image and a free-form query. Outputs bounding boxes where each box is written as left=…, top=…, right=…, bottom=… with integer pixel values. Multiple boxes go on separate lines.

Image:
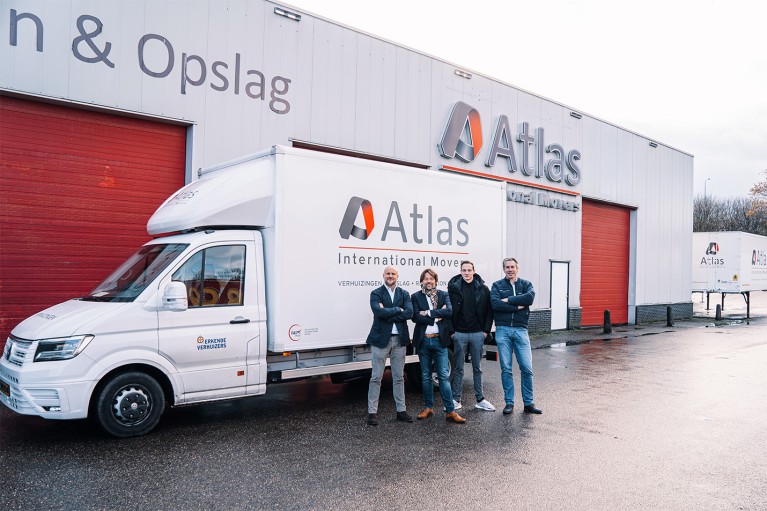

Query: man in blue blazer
left=366, top=266, right=414, bottom=426
left=412, top=268, right=466, bottom=423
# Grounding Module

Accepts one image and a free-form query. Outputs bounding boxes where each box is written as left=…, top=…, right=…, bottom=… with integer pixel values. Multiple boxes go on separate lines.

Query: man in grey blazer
left=366, top=266, right=414, bottom=426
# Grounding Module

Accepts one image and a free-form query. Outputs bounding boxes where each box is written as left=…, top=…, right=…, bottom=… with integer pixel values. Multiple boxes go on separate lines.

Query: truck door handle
left=230, top=317, right=251, bottom=324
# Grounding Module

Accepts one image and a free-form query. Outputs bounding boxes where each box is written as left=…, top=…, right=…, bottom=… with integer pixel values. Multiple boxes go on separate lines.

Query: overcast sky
left=285, top=0, right=766, bottom=198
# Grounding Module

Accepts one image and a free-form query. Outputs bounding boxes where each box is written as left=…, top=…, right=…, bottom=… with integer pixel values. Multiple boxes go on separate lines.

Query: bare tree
left=749, top=169, right=767, bottom=218
left=693, top=193, right=767, bottom=236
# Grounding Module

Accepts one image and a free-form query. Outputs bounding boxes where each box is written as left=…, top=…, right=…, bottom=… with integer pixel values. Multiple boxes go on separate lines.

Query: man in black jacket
left=448, top=261, right=496, bottom=412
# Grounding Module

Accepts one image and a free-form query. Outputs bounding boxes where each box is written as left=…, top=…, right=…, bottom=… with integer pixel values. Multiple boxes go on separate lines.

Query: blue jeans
left=495, top=326, right=534, bottom=406
left=418, top=337, right=454, bottom=412
left=451, top=331, right=486, bottom=403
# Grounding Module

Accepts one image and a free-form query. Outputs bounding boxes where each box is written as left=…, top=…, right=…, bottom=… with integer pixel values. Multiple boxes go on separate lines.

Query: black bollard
left=715, top=304, right=722, bottom=321
left=666, top=306, right=674, bottom=327
left=603, top=309, right=612, bottom=334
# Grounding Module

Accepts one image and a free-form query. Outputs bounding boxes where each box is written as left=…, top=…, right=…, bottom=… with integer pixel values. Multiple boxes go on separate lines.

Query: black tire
left=94, top=372, right=165, bottom=438
left=404, top=362, right=423, bottom=392
left=330, top=369, right=371, bottom=384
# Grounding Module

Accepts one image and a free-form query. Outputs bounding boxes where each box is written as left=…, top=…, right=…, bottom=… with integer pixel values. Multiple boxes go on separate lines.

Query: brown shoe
left=445, top=411, right=467, bottom=423
left=417, top=408, right=434, bottom=420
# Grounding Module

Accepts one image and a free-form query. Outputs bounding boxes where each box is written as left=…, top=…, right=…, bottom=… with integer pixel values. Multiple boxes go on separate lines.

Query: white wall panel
left=308, top=19, right=332, bottom=143
left=393, top=48, right=431, bottom=163
left=113, top=2, right=144, bottom=110
left=355, top=37, right=397, bottom=156
left=201, top=3, right=235, bottom=164
left=598, top=123, right=618, bottom=202
left=353, top=34, right=373, bottom=151
left=285, top=6, right=314, bottom=146
left=632, top=137, right=648, bottom=305
left=581, top=116, right=601, bottom=198
left=40, top=1, right=72, bottom=99
left=616, top=131, right=633, bottom=206
left=429, top=61, right=465, bottom=155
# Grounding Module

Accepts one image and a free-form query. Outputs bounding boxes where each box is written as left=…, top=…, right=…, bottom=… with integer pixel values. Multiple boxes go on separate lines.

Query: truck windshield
left=83, top=244, right=189, bottom=302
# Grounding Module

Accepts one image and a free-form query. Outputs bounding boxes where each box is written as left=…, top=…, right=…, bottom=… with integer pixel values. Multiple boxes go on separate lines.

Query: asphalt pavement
left=1, top=295, right=766, bottom=510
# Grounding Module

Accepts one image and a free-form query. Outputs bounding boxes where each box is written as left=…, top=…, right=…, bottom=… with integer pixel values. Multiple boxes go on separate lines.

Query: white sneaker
left=475, top=399, right=496, bottom=411
left=444, top=399, right=463, bottom=412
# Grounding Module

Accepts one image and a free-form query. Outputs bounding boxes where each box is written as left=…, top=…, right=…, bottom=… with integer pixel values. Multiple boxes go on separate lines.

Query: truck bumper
left=0, top=361, right=93, bottom=420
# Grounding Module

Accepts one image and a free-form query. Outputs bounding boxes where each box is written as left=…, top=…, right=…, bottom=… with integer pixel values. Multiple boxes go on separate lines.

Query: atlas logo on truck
left=338, top=197, right=469, bottom=247
left=753, top=250, right=767, bottom=267
left=339, top=197, right=375, bottom=240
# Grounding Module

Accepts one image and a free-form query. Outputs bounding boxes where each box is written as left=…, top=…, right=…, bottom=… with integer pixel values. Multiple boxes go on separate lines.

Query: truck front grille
left=5, top=337, right=34, bottom=367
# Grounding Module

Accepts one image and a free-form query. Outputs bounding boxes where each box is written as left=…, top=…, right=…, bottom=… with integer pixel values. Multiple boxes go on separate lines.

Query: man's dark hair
left=420, top=268, right=438, bottom=283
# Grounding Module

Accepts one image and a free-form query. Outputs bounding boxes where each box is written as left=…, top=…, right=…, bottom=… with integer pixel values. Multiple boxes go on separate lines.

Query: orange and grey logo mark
left=339, top=196, right=375, bottom=240
left=706, top=242, right=719, bottom=255
left=438, top=101, right=483, bottom=162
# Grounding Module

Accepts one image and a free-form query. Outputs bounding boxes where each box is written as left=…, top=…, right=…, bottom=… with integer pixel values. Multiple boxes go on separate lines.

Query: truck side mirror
left=163, top=281, right=188, bottom=311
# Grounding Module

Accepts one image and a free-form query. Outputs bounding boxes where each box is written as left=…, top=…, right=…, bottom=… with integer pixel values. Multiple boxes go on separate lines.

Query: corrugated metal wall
left=0, top=0, right=694, bottom=322
left=0, top=96, right=186, bottom=343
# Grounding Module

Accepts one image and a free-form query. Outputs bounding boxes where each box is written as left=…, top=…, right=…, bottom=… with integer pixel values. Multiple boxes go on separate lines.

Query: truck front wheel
left=94, top=372, right=165, bottom=438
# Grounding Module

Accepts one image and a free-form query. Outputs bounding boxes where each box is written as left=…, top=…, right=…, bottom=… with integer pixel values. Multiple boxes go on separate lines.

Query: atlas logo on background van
left=701, top=242, right=724, bottom=266
left=338, top=197, right=469, bottom=247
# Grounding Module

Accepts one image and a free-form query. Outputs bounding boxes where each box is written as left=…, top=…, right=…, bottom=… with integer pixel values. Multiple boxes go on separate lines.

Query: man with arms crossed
left=448, top=261, right=495, bottom=412
left=412, top=269, right=466, bottom=424
left=490, top=258, right=542, bottom=415
left=366, top=266, right=414, bottom=426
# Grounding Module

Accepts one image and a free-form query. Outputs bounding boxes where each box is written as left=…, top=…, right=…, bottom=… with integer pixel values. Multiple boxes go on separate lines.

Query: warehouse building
left=0, top=0, right=694, bottom=338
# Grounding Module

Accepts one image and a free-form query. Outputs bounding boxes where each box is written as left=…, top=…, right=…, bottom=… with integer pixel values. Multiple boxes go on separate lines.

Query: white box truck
left=692, top=231, right=767, bottom=292
left=692, top=231, right=767, bottom=317
left=0, top=146, right=506, bottom=437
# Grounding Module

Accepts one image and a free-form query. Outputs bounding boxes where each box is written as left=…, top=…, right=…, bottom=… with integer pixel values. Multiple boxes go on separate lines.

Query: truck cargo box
left=692, top=231, right=767, bottom=293
left=149, top=146, right=506, bottom=352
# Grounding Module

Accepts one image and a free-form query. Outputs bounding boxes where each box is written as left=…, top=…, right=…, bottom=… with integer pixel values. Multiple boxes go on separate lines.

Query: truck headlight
left=34, top=335, right=95, bottom=362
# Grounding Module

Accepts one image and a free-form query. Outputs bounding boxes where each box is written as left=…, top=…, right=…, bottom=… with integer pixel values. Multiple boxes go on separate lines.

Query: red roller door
left=580, top=200, right=630, bottom=326
left=0, top=96, right=186, bottom=345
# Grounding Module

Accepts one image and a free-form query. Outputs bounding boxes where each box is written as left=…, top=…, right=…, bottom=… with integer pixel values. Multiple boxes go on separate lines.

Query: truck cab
left=1, top=229, right=268, bottom=437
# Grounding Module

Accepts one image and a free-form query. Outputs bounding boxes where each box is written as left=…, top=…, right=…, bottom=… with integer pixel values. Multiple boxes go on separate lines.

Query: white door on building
left=550, top=261, right=569, bottom=330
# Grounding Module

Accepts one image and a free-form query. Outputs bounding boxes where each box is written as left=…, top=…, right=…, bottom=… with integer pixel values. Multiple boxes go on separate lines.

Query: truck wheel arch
left=89, top=364, right=176, bottom=417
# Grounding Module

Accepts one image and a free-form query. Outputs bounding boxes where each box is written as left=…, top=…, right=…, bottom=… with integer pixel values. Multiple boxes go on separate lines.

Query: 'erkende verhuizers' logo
left=339, top=197, right=375, bottom=240
left=438, top=101, right=483, bottom=163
